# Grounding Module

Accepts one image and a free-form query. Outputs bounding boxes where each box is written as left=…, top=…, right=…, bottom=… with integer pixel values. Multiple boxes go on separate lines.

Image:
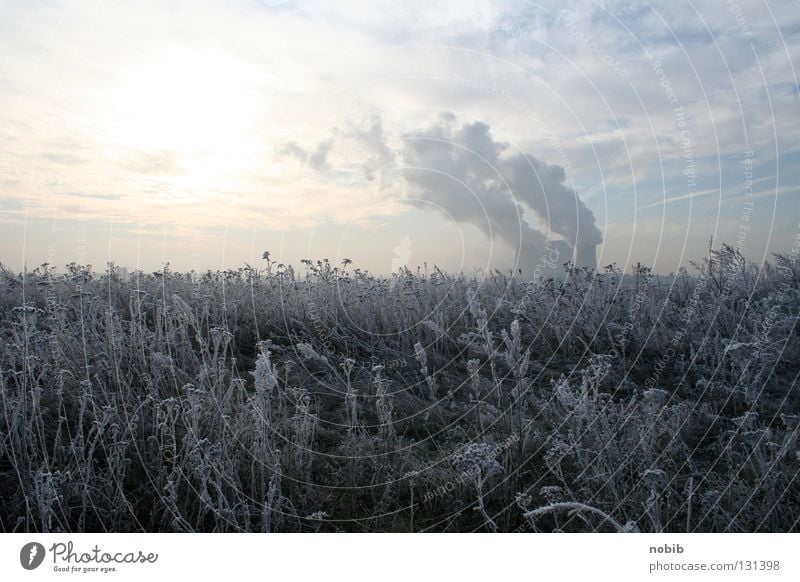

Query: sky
left=0, top=0, right=798, bottom=275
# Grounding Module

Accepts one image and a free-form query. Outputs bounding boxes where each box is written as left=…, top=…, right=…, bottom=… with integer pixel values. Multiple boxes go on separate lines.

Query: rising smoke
left=400, top=113, right=548, bottom=262
left=400, top=113, right=602, bottom=256
left=277, top=112, right=602, bottom=267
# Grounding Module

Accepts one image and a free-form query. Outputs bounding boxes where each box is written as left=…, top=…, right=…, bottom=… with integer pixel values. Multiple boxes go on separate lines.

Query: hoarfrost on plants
left=0, top=247, right=798, bottom=532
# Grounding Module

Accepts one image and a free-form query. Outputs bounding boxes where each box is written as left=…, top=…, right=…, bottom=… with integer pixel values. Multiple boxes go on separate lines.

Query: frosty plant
left=452, top=442, right=504, bottom=532
left=290, top=387, right=317, bottom=482
left=0, top=248, right=796, bottom=532
left=251, top=341, right=279, bottom=481
left=642, top=469, right=668, bottom=533
left=414, top=342, right=437, bottom=401
left=467, top=359, right=484, bottom=431
left=501, top=319, right=531, bottom=446
left=341, top=358, right=359, bottom=432
left=524, top=502, right=639, bottom=533
left=373, top=365, right=395, bottom=445
left=464, top=289, right=501, bottom=387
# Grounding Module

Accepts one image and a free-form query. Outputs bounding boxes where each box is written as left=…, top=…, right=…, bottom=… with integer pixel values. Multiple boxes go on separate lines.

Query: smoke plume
left=400, top=114, right=602, bottom=255
left=400, top=113, right=547, bottom=261
left=277, top=112, right=602, bottom=267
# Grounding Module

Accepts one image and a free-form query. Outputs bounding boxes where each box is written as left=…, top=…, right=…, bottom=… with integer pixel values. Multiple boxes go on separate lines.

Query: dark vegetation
left=0, top=244, right=798, bottom=532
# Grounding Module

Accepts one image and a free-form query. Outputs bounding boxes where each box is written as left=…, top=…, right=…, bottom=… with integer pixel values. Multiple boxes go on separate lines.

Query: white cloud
left=0, top=0, right=797, bottom=271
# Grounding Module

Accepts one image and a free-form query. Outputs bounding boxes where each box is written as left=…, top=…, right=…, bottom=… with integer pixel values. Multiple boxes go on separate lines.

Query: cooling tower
left=574, top=242, right=597, bottom=271
left=546, top=240, right=573, bottom=268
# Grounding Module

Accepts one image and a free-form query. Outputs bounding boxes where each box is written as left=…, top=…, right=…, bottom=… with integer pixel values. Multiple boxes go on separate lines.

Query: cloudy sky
left=1, top=0, right=798, bottom=275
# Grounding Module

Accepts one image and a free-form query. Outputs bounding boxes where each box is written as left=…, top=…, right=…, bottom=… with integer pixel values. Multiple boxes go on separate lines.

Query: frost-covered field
left=1, top=245, right=798, bottom=532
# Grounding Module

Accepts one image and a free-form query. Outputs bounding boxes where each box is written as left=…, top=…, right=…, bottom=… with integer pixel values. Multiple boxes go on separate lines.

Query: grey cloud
left=64, top=191, right=123, bottom=201
left=399, top=114, right=602, bottom=263
left=278, top=141, right=308, bottom=161
left=276, top=111, right=602, bottom=266
left=121, top=149, right=182, bottom=176
left=400, top=114, right=547, bottom=262
left=279, top=116, right=396, bottom=180
left=40, top=152, right=86, bottom=165
left=340, top=115, right=395, bottom=180
left=503, top=150, right=603, bottom=245
left=0, top=197, right=27, bottom=212
left=278, top=139, right=333, bottom=171
left=307, top=139, right=333, bottom=171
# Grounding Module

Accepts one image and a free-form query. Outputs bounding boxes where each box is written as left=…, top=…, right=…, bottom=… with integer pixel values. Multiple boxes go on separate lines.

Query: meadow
left=0, top=244, right=798, bottom=532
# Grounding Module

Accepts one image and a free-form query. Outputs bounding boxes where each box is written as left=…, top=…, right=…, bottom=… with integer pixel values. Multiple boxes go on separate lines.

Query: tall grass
left=0, top=245, right=798, bottom=532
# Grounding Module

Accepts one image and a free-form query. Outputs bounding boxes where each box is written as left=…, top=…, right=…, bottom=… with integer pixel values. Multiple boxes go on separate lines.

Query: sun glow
left=104, top=48, right=264, bottom=192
